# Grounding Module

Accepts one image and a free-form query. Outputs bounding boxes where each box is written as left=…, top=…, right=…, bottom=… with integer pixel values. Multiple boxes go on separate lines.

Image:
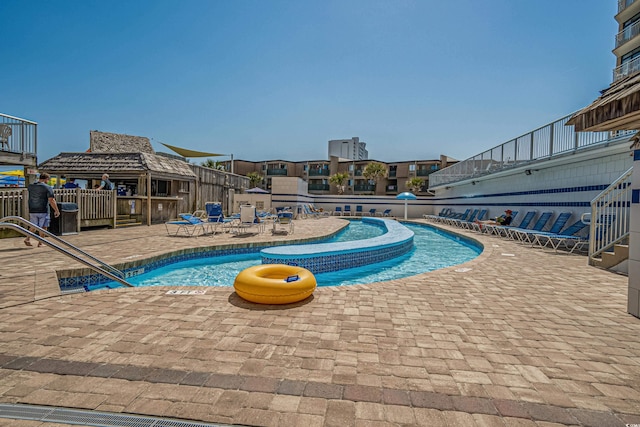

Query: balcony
left=0, top=113, right=38, bottom=167
left=309, top=169, right=329, bottom=177
left=613, top=56, right=640, bottom=81
left=388, top=170, right=397, bottom=177
left=416, top=169, right=435, bottom=177
left=266, top=168, right=287, bottom=176
left=308, top=184, right=330, bottom=191
left=615, top=19, right=640, bottom=49
left=386, top=185, right=398, bottom=192
left=354, top=184, right=375, bottom=192
left=619, top=0, right=637, bottom=13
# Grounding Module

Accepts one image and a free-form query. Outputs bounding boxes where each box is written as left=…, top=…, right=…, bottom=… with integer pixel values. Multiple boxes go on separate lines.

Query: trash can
left=49, top=202, right=79, bottom=236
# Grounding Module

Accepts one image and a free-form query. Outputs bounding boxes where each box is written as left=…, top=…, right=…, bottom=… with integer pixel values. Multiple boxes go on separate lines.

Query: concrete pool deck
left=0, top=217, right=638, bottom=426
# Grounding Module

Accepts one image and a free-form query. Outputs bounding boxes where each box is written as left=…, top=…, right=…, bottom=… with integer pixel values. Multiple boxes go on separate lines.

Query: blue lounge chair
left=474, top=210, right=519, bottom=234
left=443, top=209, right=471, bottom=225
left=486, top=210, right=535, bottom=237
left=355, top=205, right=363, bottom=216
left=343, top=205, right=352, bottom=216
left=512, top=212, right=572, bottom=244
left=448, top=209, right=478, bottom=227
left=531, top=220, right=590, bottom=252
left=334, top=207, right=343, bottom=216
left=508, top=211, right=554, bottom=242
left=165, top=213, right=207, bottom=237
left=368, top=208, right=377, bottom=216
left=460, top=209, right=487, bottom=229
left=381, top=208, right=392, bottom=217
left=275, top=211, right=294, bottom=234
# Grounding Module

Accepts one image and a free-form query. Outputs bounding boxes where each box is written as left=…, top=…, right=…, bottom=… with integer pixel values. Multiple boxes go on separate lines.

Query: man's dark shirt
left=28, top=182, right=54, bottom=213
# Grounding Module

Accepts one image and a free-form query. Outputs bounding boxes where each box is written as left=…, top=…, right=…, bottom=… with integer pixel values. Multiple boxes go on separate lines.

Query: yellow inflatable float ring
left=234, top=264, right=316, bottom=304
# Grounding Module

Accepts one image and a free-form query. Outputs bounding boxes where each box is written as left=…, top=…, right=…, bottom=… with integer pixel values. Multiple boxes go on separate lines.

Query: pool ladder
left=0, top=216, right=134, bottom=288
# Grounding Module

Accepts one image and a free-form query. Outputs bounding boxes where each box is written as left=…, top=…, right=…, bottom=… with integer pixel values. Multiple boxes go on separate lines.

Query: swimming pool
left=121, top=221, right=481, bottom=288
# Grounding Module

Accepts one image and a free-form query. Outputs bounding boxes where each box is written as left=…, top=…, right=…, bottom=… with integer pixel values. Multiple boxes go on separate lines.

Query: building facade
left=220, top=155, right=456, bottom=196
left=614, top=0, right=640, bottom=81
left=328, top=137, right=368, bottom=160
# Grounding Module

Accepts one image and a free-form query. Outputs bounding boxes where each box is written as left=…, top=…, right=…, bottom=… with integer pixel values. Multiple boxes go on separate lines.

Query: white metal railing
left=613, top=56, right=640, bottom=81
left=616, top=19, right=640, bottom=48
left=619, top=0, right=637, bottom=14
left=429, top=113, right=635, bottom=188
left=0, top=113, right=37, bottom=156
left=588, top=167, right=633, bottom=264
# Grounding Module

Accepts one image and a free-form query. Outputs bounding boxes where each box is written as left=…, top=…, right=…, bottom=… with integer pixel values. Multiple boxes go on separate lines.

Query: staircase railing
left=588, top=167, right=633, bottom=265
left=0, top=216, right=133, bottom=288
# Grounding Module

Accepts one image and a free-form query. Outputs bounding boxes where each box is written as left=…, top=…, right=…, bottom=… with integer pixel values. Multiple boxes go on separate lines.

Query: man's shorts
left=29, top=213, right=50, bottom=228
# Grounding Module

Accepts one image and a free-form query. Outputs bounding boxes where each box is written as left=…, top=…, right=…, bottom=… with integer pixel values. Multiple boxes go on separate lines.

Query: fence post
left=76, top=187, right=82, bottom=232
left=21, top=189, right=28, bottom=219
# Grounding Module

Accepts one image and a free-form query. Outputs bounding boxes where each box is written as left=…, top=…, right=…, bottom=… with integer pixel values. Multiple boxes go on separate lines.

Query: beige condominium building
left=220, top=155, right=456, bottom=195
left=613, top=1, right=640, bottom=83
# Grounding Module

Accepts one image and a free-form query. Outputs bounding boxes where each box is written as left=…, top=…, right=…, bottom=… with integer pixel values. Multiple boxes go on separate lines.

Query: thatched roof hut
left=567, top=73, right=640, bottom=132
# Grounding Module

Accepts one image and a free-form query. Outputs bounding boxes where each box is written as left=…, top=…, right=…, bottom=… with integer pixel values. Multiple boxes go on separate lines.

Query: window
left=409, top=164, right=416, bottom=172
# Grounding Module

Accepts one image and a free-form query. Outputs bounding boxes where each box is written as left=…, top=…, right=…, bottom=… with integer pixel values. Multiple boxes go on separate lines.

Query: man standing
left=24, top=172, right=60, bottom=247
left=97, top=173, right=112, bottom=190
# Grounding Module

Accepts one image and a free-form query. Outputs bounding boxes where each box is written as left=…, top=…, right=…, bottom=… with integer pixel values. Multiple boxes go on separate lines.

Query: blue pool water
left=124, top=221, right=481, bottom=288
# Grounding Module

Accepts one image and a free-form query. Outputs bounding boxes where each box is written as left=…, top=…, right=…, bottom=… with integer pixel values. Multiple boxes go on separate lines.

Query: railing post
left=549, top=122, right=554, bottom=156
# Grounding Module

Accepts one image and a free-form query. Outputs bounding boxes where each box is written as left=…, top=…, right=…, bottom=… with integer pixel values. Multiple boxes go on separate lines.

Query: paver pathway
left=0, top=218, right=638, bottom=426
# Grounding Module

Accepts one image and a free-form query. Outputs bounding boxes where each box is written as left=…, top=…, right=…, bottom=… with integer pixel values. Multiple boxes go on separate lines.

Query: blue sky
left=1, top=0, right=617, bottom=164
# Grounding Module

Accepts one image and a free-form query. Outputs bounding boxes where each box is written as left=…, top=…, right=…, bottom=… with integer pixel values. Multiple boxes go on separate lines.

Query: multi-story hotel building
left=328, top=137, right=368, bottom=160
left=221, top=155, right=456, bottom=195
left=614, top=0, right=640, bottom=81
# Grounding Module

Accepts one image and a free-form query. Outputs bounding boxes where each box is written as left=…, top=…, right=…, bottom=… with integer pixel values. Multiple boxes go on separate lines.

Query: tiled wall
left=433, top=145, right=633, bottom=222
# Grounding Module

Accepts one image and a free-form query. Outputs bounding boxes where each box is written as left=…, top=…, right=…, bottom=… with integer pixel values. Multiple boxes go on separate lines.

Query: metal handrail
left=0, top=218, right=133, bottom=288
left=429, top=111, right=635, bottom=188
left=588, top=167, right=633, bottom=263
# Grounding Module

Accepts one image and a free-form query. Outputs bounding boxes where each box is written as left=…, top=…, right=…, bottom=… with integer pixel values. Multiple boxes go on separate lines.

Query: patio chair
left=507, top=211, right=553, bottom=242
left=475, top=210, right=519, bottom=234
left=381, top=208, right=392, bottom=217
left=448, top=209, right=477, bottom=227
left=485, top=210, right=535, bottom=237
left=531, top=220, right=589, bottom=253
left=236, top=205, right=263, bottom=234
left=355, top=205, right=363, bottom=216
left=343, top=205, right=352, bottom=216
left=512, top=212, right=572, bottom=245
left=333, top=207, right=343, bottom=216
left=164, top=213, right=207, bottom=237
left=368, top=208, right=377, bottom=216
left=459, top=209, right=487, bottom=230
left=442, top=209, right=471, bottom=225
left=274, top=211, right=294, bottom=234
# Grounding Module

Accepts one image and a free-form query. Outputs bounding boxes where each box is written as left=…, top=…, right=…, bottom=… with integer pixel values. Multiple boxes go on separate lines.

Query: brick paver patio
left=0, top=217, right=638, bottom=426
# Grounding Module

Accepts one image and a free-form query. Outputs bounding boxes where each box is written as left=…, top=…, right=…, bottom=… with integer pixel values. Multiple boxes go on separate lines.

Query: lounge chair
left=485, top=210, right=535, bottom=237
left=236, top=205, right=263, bottom=234
left=165, top=213, right=207, bottom=237
left=205, top=202, right=235, bottom=234
left=423, top=208, right=450, bottom=221
left=381, top=208, right=392, bottom=217
left=512, top=212, right=572, bottom=244
left=355, top=205, right=363, bottom=216
left=472, top=210, right=519, bottom=234
left=448, top=209, right=477, bottom=227
left=442, top=209, right=471, bottom=225
left=333, top=207, right=343, bottom=216
left=531, top=220, right=589, bottom=253
left=368, top=208, right=377, bottom=216
left=507, top=211, right=553, bottom=242
left=459, top=209, right=487, bottom=229
left=343, top=205, right=352, bottom=216
left=274, top=211, right=294, bottom=234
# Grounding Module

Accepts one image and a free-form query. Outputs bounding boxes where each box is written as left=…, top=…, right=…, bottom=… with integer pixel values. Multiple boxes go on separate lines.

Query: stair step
left=116, top=218, right=138, bottom=224
left=115, top=222, right=142, bottom=228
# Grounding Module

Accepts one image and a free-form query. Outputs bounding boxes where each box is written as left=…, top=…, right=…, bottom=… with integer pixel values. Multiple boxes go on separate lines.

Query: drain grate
left=0, top=403, right=236, bottom=427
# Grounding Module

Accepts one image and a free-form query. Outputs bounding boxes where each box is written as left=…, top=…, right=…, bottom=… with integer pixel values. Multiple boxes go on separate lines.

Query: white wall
left=430, top=143, right=633, bottom=222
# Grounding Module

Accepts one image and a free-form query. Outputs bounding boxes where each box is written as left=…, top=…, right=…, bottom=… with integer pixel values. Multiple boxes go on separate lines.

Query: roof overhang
left=567, top=72, right=640, bottom=132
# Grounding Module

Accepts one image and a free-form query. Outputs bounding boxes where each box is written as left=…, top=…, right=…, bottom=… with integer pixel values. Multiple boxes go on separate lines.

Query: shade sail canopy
left=566, top=73, right=640, bottom=132
left=245, top=187, right=269, bottom=193
left=396, top=192, right=417, bottom=200
left=160, top=142, right=227, bottom=158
